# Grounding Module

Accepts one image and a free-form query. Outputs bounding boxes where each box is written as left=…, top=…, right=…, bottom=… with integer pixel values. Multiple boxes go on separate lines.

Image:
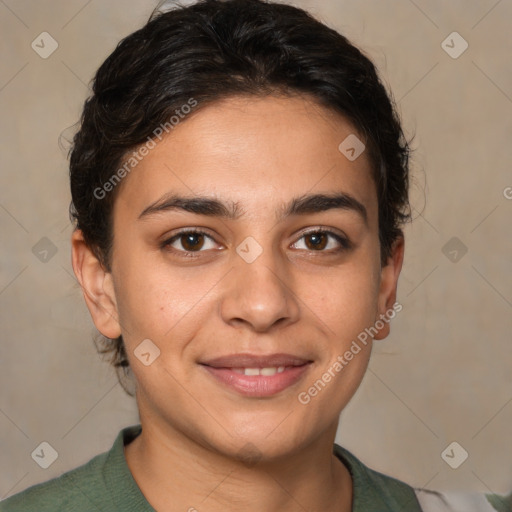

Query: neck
left=124, top=417, right=352, bottom=512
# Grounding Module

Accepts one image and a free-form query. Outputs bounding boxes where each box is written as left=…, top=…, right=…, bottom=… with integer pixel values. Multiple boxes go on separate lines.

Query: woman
left=1, top=1, right=509, bottom=510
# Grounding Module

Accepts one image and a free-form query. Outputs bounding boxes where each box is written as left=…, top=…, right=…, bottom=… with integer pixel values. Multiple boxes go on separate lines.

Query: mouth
left=199, top=353, right=313, bottom=397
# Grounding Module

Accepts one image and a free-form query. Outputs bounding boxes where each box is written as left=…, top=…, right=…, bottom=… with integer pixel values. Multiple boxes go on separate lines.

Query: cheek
left=303, top=260, right=380, bottom=337
left=295, top=267, right=379, bottom=413
left=112, top=253, right=216, bottom=348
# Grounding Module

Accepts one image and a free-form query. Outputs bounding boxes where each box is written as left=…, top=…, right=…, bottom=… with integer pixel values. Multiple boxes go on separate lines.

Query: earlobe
left=374, top=235, right=405, bottom=341
left=71, top=229, right=122, bottom=339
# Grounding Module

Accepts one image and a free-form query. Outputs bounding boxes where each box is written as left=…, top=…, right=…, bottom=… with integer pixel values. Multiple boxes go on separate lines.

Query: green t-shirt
left=0, top=424, right=509, bottom=511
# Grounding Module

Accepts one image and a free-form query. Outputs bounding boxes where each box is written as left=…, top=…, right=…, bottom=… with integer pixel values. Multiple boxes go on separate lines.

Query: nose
left=220, top=245, right=300, bottom=333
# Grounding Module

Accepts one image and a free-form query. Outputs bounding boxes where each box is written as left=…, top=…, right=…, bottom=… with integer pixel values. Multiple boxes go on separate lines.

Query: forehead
left=114, top=94, right=378, bottom=224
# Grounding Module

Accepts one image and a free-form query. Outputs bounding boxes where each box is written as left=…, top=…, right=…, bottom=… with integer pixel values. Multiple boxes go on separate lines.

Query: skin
left=72, top=94, right=404, bottom=512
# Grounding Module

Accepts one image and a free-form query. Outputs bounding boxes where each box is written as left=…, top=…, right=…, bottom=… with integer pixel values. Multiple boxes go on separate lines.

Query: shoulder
left=0, top=425, right=146, bottom=512
left=0, top=450, right=112, bottom=512
left=334, top=443, right=423, bottom=511
left=334, top=445, right=512, bottom=512
left=414, top=488, right=512, bottom=512
left=334, top=444, right=511, bottom=512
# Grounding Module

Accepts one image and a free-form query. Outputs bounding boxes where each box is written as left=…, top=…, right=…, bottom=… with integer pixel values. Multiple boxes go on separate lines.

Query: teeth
left=231, top=367, right=288, bottom=376
left=225, top=366, right=292, bottom=375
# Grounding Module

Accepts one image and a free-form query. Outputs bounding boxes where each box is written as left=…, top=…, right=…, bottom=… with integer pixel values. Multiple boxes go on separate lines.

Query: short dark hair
left=69, top=0, right=412, bottom=394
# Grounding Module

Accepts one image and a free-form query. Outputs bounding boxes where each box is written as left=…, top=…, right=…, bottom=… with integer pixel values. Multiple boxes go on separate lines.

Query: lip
left=199, top=353, right=313, bottom=397
left=200, top=353, right=312, bottom=368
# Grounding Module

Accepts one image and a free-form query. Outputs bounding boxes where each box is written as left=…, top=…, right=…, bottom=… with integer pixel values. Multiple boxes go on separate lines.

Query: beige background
left=1, top=0, right=511, bottom=501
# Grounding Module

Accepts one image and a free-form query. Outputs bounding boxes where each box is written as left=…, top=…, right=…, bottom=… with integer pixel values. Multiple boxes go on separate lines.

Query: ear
left=373, top=235, right=405, bottom=341
left=71, top=229, right=122, bottom=339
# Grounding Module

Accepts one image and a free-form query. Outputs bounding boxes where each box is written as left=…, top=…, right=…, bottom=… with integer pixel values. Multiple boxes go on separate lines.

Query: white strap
left=414, top=488, right=497, bottom=512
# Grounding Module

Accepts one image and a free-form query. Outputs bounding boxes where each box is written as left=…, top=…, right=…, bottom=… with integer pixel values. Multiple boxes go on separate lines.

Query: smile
left=201, top=364, right=312, bottom=397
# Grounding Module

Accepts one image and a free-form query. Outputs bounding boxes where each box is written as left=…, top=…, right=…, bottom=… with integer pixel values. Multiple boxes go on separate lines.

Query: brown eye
left=161, top=229, right=217, bottom=254
left=305, top=232, right=328, bottom=250
left=180, top=232, right=205, bottom=251
left=292, top=229, right=351, bottom=252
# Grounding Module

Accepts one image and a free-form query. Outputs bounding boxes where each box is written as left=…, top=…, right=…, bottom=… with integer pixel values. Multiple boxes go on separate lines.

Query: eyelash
left=160, top=227, right=351, bottom=258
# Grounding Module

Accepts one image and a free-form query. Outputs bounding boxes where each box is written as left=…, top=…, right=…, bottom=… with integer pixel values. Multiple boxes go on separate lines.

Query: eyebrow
left=138, top=191, right=368, bottom=225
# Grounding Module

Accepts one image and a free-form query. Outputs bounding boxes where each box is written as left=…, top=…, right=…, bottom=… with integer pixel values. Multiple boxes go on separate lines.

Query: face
left=73, top=94, right=403, bottom=462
